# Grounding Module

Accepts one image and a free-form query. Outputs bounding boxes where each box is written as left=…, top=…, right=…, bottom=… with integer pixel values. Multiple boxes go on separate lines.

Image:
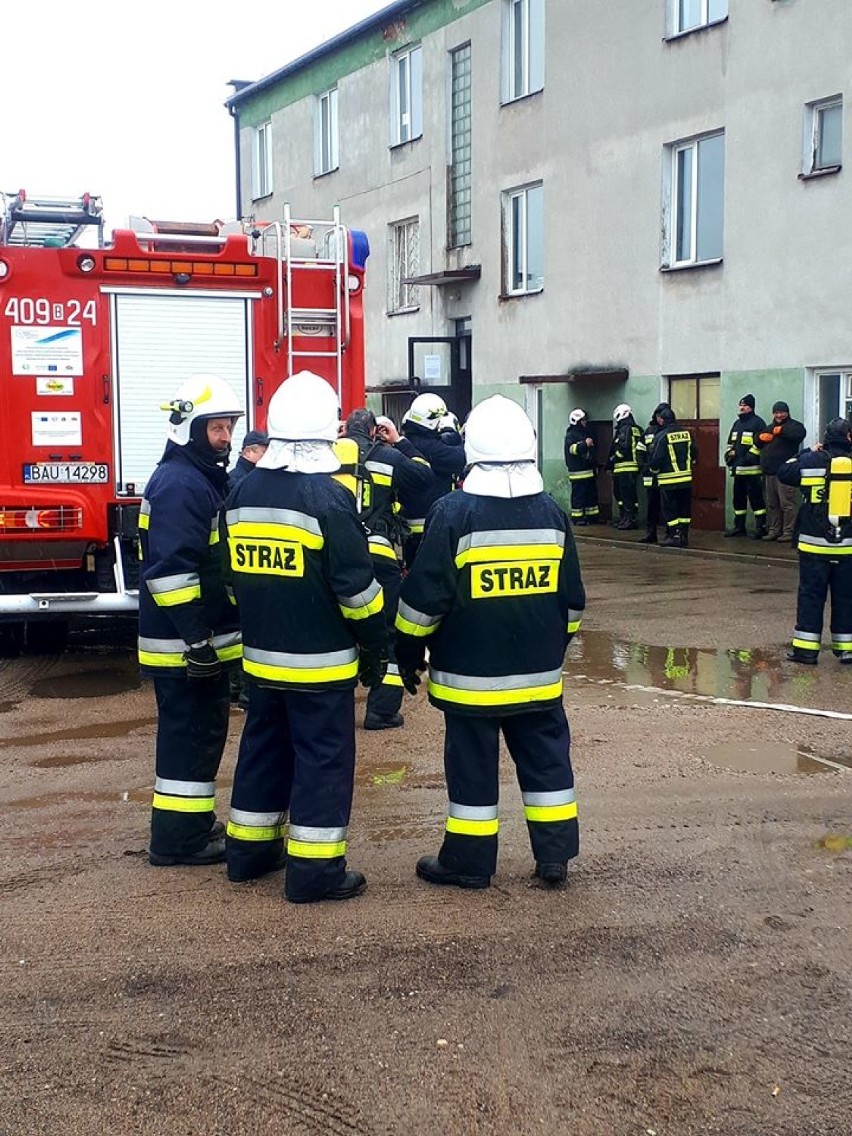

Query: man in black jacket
left=757, top=401, right=806, bottom=541
left=343, top=408, right=433, bottom=730
left=778, top=418, right=852, bottom=665
left=398, top=393, right=467, bottom=568
left=724, top=394, right=767, bottom=538
left=229, top=429, right=269, bottom=488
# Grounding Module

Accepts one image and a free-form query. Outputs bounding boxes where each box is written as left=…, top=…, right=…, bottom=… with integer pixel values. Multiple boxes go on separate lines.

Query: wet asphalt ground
left=0, top=536, right=849, bottom=1135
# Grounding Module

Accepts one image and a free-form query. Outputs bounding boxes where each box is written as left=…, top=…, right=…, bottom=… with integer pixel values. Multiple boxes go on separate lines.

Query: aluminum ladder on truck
left=0, top=189, right=105, bottom=247
left=251, top=204, right=351, bottom=406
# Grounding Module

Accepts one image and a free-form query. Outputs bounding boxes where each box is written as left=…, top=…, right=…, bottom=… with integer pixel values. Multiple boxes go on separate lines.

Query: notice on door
left=12, top=326, right=83, bottom=376
left=31, top=411, right=83, bottom=447
left=423, top=354, right=443, bottom=382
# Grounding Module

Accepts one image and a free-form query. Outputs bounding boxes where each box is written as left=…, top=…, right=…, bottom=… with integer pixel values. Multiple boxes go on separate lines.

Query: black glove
left=358, top=648, right=388, bottom=689
left=183, top=642, right=222, bottom=680
left=399, top=665, right=422, bottom=696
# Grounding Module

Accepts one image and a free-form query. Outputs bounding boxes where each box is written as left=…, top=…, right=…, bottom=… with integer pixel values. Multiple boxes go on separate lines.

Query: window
left=315, top=88, right=339, bottom=176
left=502, top=0, right=544, bottom=103
left=503, top=183, right=543, bottom=295
left=449, top=44, right=472, bottom=248
left=673, top=0, right=727, bottom=35
left=252, top=120, right=272, bottom=200
left=388, top=218, right=420, bottom=313
left=814, top=370, right=852, bottom=436
left=391, top=45, right=423, bottom=146
left=667, top=374, right=720, bottom=420
left=803, top=97, right=842, bottom=174
left=664, top=131, right=724, bottom=267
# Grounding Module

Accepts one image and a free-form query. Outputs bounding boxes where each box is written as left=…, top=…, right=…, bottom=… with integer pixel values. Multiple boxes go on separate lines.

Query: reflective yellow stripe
left=455, top=543, right=564, bottom=569
left=244, top=659, right=359, bottom=684
left=428, top=679, right=563, bottom=706
left=228, top=520, right=323, bottom=549
left=567, top=619, right=582, bottom=634
left=368, top=540, right=398, bottom=561
left=287, top=839, right=347, bottom=859
left=383, top=672, right=404, bottom=687
left=227, top=821, right=286, bottom=841
left=524, top=802, right=579, bottom=823
left=446, top=816, right=500, bottom=836
left=217, top=642, right=243, bottom=662
left=152, top=793, right=215, bottom=813
left=798, top=541, right=852, bottom=556
left=395, top=613, right=439, bottom=637
left=339, top=589, right=384, bottom=621
left=139, top=650, right=184, bottom=667
left=209, top=530, right=220, bottom=545
left=370, top=472, right=392, bottom=487
left=153, top=585, right=202, bottom=607
left=138, top=513, right=150, bottom=529
left=408, top=521, right=425, bottom=534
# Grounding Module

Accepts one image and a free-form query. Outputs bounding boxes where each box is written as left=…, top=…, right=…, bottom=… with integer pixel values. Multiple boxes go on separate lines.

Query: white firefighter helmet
left=402, top=392, right=448, bottom=430
left=266, top=370, right=340, bottom=441
left=613, top=403, right=632, bottom=422
left=161, top=373, right=244, bottom=446
left=464, top=396, right=537, bottom=466
left=568, top=408, right=586, bottom=426
left=439, top=411, right=460, bottom=433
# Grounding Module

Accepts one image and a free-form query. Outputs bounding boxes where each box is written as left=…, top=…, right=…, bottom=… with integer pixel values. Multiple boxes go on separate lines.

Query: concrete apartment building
left=226, top=0, right=850, bottom=526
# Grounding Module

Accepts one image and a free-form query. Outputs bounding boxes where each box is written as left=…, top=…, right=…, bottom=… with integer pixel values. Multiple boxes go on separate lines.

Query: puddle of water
left=30, top=664, right=141, bottom=700
left=704, top=742, right=849, bottom=775
left=0, top=716, right=156, bottom=748
left=7, top=777, right=233, bottom=809
left=567, top=632, right=788, bottom=702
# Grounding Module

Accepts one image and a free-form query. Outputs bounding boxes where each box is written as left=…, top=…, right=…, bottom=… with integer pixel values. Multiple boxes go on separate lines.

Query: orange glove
left=758, top=432, right=773, bottom=443
left=772, top=425, right=783, bottom=435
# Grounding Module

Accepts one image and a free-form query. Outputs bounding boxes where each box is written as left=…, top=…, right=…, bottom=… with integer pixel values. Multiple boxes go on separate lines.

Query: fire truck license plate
left=23, top=463, right=109, bottom=484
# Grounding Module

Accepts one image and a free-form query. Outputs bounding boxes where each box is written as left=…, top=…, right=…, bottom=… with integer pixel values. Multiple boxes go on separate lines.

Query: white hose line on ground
left=567, top=673, right=852, bottom=723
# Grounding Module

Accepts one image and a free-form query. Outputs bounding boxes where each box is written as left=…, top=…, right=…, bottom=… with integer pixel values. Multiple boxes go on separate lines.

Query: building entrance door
left=668, top=374, right=725, bottom=531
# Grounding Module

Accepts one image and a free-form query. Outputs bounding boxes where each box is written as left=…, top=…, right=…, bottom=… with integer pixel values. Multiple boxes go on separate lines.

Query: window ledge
left=500, top=89, right=543, bottom=109
left=387, top=306, right=420, bottom=318
left=499, top=287, right=544, bottom=302
left=389, top=135, right=423, bottom=153
left=664, top=16, right=728, bottom=42
left=799, top=165, right=842, bottom=180
left=313, top=167, right=339, bottom=181
left=660, top=258, right=723, bottom=274
left=251, top=192, right=273, bottom=204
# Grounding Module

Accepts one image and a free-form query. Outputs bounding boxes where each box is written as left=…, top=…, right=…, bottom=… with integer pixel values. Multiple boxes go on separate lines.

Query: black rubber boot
left=724, top=524, right=747, bottom=538
left=659, top=531, right=682, bottom=547
left=680, top=525, right=690, bottom=548
left=415, top=855, right=490, bottom=890
left=535, top=862, right=568, bottom=887
left=287, top=870, right=367, bottom=904
left=786, top=650, right=818, bottom=666
left=637, top=530, right=658, bottom=544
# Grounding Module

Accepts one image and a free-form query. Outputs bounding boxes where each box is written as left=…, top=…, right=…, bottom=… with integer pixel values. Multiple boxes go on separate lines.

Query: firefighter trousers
left=613, top=471, right=638, bottom=517
left=150, top=672, right=231, bottom=857
left=644, top=481, right=661, bottom=530
left=793, top=552, right=852, bottom=659
left=225, top=684, right=356, bottom=900
left=437, top=705, right=579, bottom=879
left=569, top=476, right=599, bottom=520
left=365, top=553, right=404, bottom=721
left=660, top=484, right=692, bottom=533
left=732, top=475, right=766, bottom=525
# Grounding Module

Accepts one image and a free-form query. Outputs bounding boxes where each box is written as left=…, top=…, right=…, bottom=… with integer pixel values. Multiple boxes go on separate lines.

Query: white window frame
left=387, top=217, right=420, bottom=314
left=252, top=120, right=273, bottom=200
left=807, top=368, right=852, bottom=443
left=314, top=87, right=339, bottom=177
left=502, top=0, right=545, bottom=104
left=390, top=45, right=423, bottom=146
left=663, top=131, right=725, bottom=268
left=671, top=0, right=728, bottom=36
left=803, top=97, right=843, bottom=175
left=503, top=182, right=543, bottom=296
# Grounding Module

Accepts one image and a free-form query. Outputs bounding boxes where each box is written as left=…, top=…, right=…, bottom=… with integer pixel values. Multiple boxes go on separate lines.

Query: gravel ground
left=1, top=542, right=850, bottom=1135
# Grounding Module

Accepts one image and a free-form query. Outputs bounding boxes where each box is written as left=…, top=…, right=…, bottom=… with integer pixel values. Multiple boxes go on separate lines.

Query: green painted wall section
left=239, top=0, right=494, bottom=127
left=720, top=370, right=805, bottom=437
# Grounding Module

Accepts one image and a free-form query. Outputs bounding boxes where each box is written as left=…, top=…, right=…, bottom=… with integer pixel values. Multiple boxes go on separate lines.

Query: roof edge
left=225, top=0, right=425, bottom=109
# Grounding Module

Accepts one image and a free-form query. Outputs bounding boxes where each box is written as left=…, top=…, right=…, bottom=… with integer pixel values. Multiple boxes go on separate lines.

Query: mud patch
left=0, top=716, right=156, bottom=748
left=703, top=742, right=849, bottom=775
left=30, top=665, right=141, bottom=700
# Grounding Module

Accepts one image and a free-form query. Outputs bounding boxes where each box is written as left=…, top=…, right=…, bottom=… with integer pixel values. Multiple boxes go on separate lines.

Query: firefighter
left=224, top=371, right=388, bottom=902
left=723, top=394, right=767, bottom=538
left=395, top=395, right=586, bottom=890
left=778, top=417, right=852, bottom=665
left=140, top=374, right=244, bottom=867
left=648, top=407, right=697, bottom=547
left=637, top=401, right=671, bottom=544
left=229, top=429, right=269, bottom=488
left=342, top=407, right=433, bottom=730
left=398, top=392, right=467, bottom=568
left=608, top=404, right=642, bottom=529
left=563, top=408, right=600, bottom=525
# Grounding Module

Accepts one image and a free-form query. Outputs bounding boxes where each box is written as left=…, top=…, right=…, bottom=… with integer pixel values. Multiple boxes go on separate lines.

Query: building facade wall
left=230, top=0, right=850, bottom=520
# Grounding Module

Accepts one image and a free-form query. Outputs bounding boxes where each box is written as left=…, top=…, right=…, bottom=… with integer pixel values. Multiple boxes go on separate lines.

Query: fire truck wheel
left=25, top=620, right=70, bottom=655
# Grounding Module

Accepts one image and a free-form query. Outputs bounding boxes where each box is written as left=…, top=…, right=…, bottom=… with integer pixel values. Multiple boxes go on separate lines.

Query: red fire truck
left=0, top=190, right=369, bottom=649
